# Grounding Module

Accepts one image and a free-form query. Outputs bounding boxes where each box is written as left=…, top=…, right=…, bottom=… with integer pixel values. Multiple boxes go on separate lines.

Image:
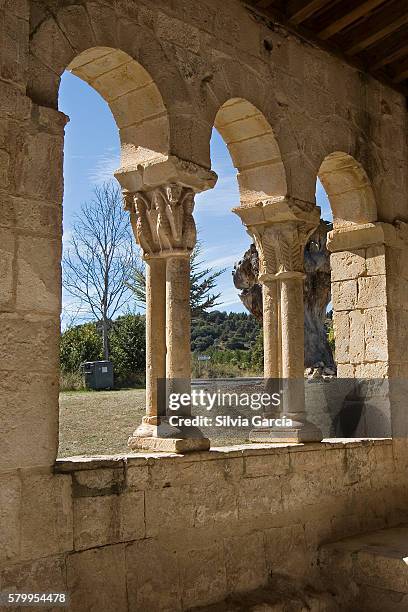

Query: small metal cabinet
left=80, top=361, right=114, bottom=390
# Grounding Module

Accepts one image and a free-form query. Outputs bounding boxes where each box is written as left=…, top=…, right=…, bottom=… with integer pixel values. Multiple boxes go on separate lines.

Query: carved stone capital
left=123, top=183, right=197, bottom=258
left=232, top=197, right=319, bottom=278
left=252, top=221, right=316, bottom=278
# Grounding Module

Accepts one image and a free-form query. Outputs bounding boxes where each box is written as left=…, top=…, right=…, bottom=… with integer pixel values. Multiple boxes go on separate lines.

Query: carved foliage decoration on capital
left=251, top=221, right=317, bottom=276
left=123, top=184, right=197, bottom=257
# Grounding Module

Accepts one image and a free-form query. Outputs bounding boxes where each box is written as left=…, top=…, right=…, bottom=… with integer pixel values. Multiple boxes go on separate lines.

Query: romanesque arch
left=319, top=152, right=377, bottom=227
left=318, top=153, right=389, bottom=435
left=214, top=98, right=287, bottom=205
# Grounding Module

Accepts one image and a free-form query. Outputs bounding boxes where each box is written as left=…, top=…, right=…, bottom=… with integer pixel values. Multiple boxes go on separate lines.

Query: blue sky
left=59, top=71, right=332, bottom=317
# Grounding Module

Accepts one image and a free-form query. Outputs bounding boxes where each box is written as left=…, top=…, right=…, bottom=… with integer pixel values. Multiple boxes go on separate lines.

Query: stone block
left=119, top=114, right=169, bottom=157
left=126, top=538, right=181, bottom=612
left=0, top=228, right=15, bottom=310
left=238, top=475, right=282, bottom=521
left=145, top=486, right=196, bottom=537
left=244, top=451, right=290, bottom=478
left=156, top=12, right=200, bottom=53
left=67, top=544, right=127, bottom=612
left=73, top=490, right=144, bottom=550
left=331, top=279, right=357, bottom=311
left=4, top=196, right=61, bottom=237
left=110, top=83, right=165, bottom=129
left=264, top=524, right=309, bottom=578
left=16, top=131, right=64, bottom=202
left=337, top=363, right=355, bottom=377
left=330, top=250, right=365, bottom=281
left=92, top=58, right=151, bottom=102
left=20, top=472, right=73, bottom=560
left=0, top=81, right=31, bottom=120
left=1, top=555, right=67, bottom=595
left=0, top=371, right=58, bottom=472
left=366, top=245, right=386, bottom=276
left=224, top=531, right=268, bottom=593
left=349, top=310, right=365, bottom=364
left=0, top=147, right=10, bottom=187
left=0, top=313, right=59, bottom=372
left=178, top=542, right=227, bottom=609
left=357, top=276, right=387, bottom=309
left=56, top=5, right=96, bottom=54
left=84, top=2, right=118, bottom=47
left=355, top=362, right=388, bottom=378
left=16, top=235, right=61, bottom=314
left=30, top=17, right=74, bottom=75
left=0, top=9, right=29, bottom=86
left=0, top=473, right=21, bottom=563
left=333, top=311, right=350, bottom=363
left=126, top=464, right=150, bottom=490
left=365, top=307, right=388, bottom=362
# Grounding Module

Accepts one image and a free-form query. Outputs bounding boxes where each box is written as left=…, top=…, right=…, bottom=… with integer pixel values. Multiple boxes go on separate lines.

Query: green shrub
left=109, top=314, right=146, bottom=386
left=60, top=323, right=103, bottom=373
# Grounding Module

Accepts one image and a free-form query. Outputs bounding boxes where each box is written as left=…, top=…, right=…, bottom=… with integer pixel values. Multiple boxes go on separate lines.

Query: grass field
left=58, top=388, right=146, bottom=458
left=58, top=388, right=252, bottom=458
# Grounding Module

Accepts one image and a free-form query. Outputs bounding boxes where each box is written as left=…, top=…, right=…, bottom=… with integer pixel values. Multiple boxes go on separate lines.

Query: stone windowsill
left=55, top=437, right=392, bottom=473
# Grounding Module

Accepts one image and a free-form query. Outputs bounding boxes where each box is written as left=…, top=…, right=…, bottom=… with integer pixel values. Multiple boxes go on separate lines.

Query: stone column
left=132, top=256, right=166, bottom=437
left=117, top=158, right=217, bottom=452
left=166, top=254, right=191, bottom=401
left=234, top=199, right=323, bottom=443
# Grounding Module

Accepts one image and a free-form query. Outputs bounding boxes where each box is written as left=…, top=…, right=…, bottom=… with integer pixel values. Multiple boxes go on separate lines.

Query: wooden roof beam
left=288, top=0, right=331, bottom=25
left=372, top=42, right=408, bottom=70
left=345, top=2, right=408, bottom=56
left=318, top=0, right=387, bottom=40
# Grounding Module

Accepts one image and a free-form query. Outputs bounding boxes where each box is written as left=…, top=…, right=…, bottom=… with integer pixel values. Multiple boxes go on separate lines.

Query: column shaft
left=280, top=275, right=306, bottom=419
left=262, top=280, right=281, bottom=379
left=166, top=254, right=191, bottom=414
left=144, top=257, right=167, bottom=422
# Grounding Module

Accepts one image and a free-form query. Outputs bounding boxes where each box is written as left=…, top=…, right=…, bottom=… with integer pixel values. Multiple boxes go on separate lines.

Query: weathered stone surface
left=20, top=472, right=72, bottom=560
left=67, top=544, right=127, bottom=612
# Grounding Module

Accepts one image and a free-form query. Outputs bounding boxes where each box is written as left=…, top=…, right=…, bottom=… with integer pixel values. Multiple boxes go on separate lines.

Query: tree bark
left=233, top=220, right=334, bottom=369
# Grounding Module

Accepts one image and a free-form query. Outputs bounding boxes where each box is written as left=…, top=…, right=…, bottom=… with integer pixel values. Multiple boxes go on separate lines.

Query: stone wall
left=1, top=441, right=407, bottom=611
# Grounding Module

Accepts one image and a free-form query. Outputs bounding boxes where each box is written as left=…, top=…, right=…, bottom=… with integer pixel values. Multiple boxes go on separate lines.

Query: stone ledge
left=54, top=438, right=391, bottom=472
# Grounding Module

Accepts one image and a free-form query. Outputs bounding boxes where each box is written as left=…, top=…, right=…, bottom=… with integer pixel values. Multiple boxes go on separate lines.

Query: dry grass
left=58, top=388, right=145, bottom=458
left=58, top=387, right=252, bottom=458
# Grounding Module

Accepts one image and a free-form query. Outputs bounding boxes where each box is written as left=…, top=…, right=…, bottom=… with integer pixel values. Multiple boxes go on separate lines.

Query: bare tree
left=62, top=181, right=137, bottom=360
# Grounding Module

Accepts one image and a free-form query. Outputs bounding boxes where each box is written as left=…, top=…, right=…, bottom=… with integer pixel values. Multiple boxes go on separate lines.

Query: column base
left=128, top=420, right=210, bottom=453
left=249, top=420, right=323, bottom=443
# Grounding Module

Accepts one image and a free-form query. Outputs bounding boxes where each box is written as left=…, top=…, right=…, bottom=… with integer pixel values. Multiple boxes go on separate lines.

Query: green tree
left=128, top=242, right=225, bottom=319
left=60, top=323, right=103, bottom=373
left=109, top=314, right=146, bottom=386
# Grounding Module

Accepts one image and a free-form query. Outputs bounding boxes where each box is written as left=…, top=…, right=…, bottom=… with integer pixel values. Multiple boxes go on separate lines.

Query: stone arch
left=319, top=154, right=389, bottom=401
left=27, top=3, right=195, bottom=167
left=66, top=47, right=169, bottom=168
left=318, top=152, right=377, bottom=227
left=214, top=98, right=287, bottom=206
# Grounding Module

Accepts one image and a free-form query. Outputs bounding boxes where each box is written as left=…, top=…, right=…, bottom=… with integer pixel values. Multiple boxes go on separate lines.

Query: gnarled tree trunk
left=233, top=220, right=334, bottom=369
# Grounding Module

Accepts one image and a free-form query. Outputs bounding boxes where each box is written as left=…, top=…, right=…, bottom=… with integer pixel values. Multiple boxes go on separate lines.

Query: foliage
left=191, top=310, right=260, bottom=353
left=128, top=243, right=225, bottom=318
left=62, top=181, right=137, bottom=359
left=60, top=323, right=103, bottom=373
left=109, top=314, right=146, bottom=386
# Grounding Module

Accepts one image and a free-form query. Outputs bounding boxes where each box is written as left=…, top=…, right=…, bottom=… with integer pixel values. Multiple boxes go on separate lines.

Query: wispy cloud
left=88, top=148, right=120, bottom=185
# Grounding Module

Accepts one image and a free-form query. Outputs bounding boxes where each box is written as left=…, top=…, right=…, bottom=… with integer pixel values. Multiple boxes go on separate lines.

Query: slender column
left=166, top=253, right=191, bottom=412
left=262, top=280, right=281, bottom=379
left=144, top=257, right=167, bottom=423
left=235, top=202, right=322, bottom=443
left=279, top=272, right=307, bottom=420
left=122, top=180, right=211, bottom=451
left=261, top=279, right=281, bottom=416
